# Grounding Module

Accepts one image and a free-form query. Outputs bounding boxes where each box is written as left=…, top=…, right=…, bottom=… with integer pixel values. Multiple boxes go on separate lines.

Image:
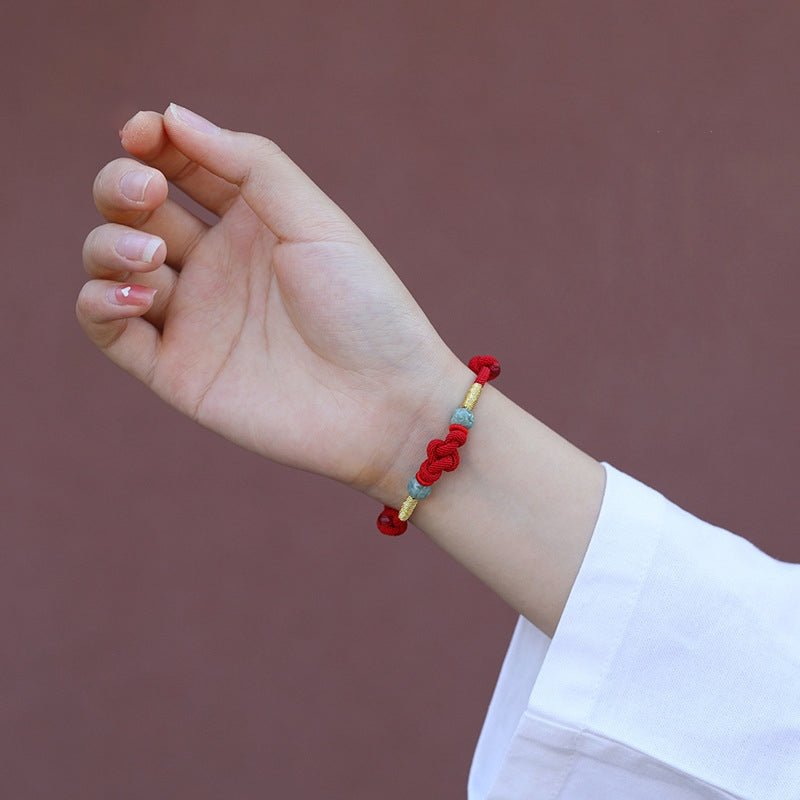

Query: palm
left=144, top=175, right=445, bottom=491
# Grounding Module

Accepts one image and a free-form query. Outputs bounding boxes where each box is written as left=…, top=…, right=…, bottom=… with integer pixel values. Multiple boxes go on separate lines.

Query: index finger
left=120, top=111, right=240, bottom=217
left=162, top=103, right=364, bottom=244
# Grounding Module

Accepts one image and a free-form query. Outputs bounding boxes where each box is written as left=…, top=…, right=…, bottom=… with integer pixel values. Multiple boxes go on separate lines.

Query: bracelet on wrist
left=376, top=355, right=501, bottom=536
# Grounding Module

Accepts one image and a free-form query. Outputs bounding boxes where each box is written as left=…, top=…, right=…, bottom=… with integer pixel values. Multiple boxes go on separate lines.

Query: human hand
left=78, top=105, right=462, bottom=502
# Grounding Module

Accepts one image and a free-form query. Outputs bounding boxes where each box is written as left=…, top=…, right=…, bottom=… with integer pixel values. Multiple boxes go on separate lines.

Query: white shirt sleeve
left=468, top=463, right=800, bottom=800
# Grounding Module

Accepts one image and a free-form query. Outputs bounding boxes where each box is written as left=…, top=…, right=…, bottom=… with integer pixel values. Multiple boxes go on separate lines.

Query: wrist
left=354, top=353, right=474, bottom=507
left=350, top=349, right=606, bottom=635
left=405, top=386, right=605, bottom=634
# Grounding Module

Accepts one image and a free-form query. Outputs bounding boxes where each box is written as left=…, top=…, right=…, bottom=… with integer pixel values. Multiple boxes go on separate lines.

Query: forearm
left=370, top=360, right=606, bottom=637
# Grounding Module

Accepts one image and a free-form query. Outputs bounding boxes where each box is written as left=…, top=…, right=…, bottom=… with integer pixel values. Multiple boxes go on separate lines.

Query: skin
left=78, top=104, right=605, bottom=636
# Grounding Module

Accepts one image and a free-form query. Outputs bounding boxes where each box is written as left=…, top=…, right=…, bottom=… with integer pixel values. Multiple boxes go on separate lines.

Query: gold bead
left=462, top=382, right=482, bottom=411
left=398, top=496, right=419, bottom=521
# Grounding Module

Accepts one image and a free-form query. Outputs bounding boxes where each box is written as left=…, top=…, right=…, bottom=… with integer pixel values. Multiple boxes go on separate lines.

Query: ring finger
left=83, top=223, right=178, bottom=328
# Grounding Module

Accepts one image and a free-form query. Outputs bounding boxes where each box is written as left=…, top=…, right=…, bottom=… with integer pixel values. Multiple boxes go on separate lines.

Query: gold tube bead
left=397, top=496, right=419, bottom=522
left=462, top=382, right=483, bottom=411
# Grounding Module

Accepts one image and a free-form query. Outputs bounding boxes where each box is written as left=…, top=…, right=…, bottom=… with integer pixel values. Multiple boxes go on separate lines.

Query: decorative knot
left=468, top=355, right=501, bottom=385
left=377, top=506, right=408, bottom=536
left=417, top=424, right=469, bottom=485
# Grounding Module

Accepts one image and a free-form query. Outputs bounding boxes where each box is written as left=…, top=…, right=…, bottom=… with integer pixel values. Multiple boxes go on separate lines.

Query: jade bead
left=408, top=477, right=432, bottom=499
left=450, top=407, right=475, bottom=428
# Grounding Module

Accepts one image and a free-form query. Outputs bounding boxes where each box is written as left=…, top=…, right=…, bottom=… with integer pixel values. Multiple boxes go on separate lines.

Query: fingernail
left=107, top=284, right=157, bottom=306
left=168, top=103, right=220, bottom=135
left=114, top=232, right=162, bottom=263
left=119, top=170, right=153, bottom=202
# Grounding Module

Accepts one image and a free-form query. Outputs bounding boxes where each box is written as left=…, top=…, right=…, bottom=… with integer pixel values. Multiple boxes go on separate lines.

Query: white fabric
left=469, top=463, right=800, bottom=799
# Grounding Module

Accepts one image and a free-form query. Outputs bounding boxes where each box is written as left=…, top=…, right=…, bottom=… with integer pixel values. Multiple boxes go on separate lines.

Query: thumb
left=163, top=103, right=357, bottom=242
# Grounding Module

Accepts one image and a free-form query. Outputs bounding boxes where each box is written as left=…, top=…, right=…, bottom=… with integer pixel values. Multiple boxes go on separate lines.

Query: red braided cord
left=416, top=424, right=468, bottom=485
left=376, top=356, right=500, bottom=536
left=377, top=508, right=408, bottom=536
left=468, top=355, right=501, bottom=385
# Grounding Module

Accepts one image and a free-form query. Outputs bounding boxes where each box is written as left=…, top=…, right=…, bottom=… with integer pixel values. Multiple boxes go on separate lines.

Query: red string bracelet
left=376, top=355, right=501, bottom=536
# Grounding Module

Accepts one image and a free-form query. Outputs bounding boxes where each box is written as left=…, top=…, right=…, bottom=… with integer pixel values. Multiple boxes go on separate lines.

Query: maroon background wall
left=3, top=2, right=800, bottom=797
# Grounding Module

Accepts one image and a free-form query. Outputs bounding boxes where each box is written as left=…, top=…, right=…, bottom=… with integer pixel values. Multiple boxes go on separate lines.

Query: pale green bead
left=408, top=477, right=432, bottom=499
left=450, top=407, right=475, bottom=428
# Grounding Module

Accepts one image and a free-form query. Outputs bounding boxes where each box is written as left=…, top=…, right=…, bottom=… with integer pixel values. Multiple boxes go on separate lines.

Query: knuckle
left=81, top=229, right=97, bottom=270
left=82, top=225, right=127, bottom=278
left=75, top=284, right=127, bottom=350
left=81, top=226, right=106, bottom=270
left=75, top=280, right=95, bottom=309
left=257, top=135, right=282, bottom=156
left=171, top=157, right=201, bottom=184
left=92, top=169, right=107, bottom=207
left=248, top=133, right=283, bottom=165
left=92, top=162, right=120, bottom=211
left=234, top=134, right=283, bottom=188
left=242, top=129, right=282, bottom=155
left=75, top=284, right=96, bottom=326
left=98, top=320, right=127, bottom=351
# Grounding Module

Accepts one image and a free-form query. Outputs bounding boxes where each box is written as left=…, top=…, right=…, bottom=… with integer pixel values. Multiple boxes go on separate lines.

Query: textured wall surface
left=3, top=2, right=800, bottom=797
